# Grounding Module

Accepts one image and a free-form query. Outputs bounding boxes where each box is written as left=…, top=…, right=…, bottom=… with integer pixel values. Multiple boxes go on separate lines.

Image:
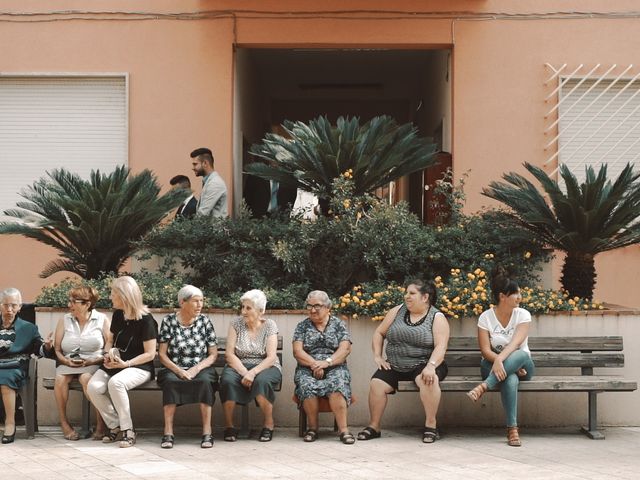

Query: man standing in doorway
left=191, top=147, right=228, bottom=218
left=169, top=174, right=197, bottom=219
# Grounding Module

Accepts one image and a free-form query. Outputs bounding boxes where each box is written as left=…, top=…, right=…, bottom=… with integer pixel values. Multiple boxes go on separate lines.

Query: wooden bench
left=397, top=336, right=637, bottom=439
left=42, top=336, right=283, bottom=438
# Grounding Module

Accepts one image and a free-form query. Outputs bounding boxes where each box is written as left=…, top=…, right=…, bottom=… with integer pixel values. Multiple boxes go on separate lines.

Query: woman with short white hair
left=220, top=289, right=281, bottom=442
left=87, top=276, right=157, bottom=448
left=0, top=288, right=46, bottom=443
left=157, top=285, right=218, bottom=449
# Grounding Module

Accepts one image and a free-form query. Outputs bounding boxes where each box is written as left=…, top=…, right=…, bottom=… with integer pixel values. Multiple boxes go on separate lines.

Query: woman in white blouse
left=467, top=267, right=535, bottom=447
left=53, top=286, right=110, bottom=440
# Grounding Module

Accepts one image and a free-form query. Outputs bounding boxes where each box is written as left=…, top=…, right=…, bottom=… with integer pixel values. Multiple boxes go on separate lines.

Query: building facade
left=1, top=1, right=639, bottom=306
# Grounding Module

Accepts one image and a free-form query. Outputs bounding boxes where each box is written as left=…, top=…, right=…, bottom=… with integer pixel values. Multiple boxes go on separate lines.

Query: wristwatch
left=326, top=357, right=333, bottom=366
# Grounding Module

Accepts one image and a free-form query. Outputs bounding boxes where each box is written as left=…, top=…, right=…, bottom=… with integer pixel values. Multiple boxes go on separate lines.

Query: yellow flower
left=524, top=251, right=532, bottom=259
left=435, top=276, right=442, bottom=283
left=343, top=199, right=351, bottom=209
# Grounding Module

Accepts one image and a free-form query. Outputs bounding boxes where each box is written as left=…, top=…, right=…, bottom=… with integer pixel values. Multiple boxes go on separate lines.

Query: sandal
left=357, top=426, right=381, bottom=440
left=223, top=427, right=238, bottom=442
left=119, top=429, right=136, bottom=448
left=339, top=431, right=356, bottom=445
left=422, top=427, right=439, bottom=443
left=201, top=433, right=214, bottom=448
left=63, top=430, right=80, bottom=441
left=160, top=434, right=174, bottom=449
left=302, top=429, right=318, bottom=442
left=102, top=427, right=120, bottom=444
left=507, top=427, right=521, bottom=447
left=258, top=427, right=273, bottom=442
left=467, top=382, right=488, bottom=402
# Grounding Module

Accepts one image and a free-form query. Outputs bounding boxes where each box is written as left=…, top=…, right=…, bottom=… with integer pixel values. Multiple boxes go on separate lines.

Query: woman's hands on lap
left=492, top=358, right=507, bottom=381
left=374, top=356, right=391, bottom=370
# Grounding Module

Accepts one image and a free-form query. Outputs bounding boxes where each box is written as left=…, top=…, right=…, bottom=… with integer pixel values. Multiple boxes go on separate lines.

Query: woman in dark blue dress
left=0, top=288, right=46, bottom=443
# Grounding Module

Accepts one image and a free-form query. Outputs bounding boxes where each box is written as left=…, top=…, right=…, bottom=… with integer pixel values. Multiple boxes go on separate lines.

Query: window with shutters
left=544, top=63, right=640, bottom=182
left=0, top=75, right=127, bottom=218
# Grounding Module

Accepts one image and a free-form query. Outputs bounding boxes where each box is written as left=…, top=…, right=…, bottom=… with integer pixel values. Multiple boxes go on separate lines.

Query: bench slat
left=447, top=336, right=623, bottom=351
left=445, top=352, right=624, bottom=368
left=397, top=376, right=638, bottom=392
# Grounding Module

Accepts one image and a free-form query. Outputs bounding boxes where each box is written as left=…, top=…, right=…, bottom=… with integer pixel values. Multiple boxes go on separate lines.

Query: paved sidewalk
left=0, top=426, right=638, bottom=480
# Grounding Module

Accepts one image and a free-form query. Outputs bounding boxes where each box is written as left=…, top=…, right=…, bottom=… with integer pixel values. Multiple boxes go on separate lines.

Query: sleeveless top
left=60, top=310, right=107, bottom=359
left=231, top=317, right=281, bottom=371
left=385, top=304, right=440, bottom=372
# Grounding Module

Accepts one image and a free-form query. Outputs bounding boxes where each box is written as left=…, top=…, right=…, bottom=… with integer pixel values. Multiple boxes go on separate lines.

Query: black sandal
left=302, top=429, right=318, bottom=442
left=223, top=427, right=238, bottom=442
left=357, top=426, right=381, bottom=440
left=339, top=431, right=356, bottom=445
left=201, top=433, right=214, bottom=448
left=258, top=427, right=273, bottom=442
left=422, top=427, right=439, bottom=443
left=102, top=427, right=120, bottom=444
left=160, top=434, right=174, bottom=449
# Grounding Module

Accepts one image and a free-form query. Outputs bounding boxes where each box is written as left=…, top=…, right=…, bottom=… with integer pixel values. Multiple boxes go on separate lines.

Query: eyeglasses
left=306, top=304, right=326, bottom=311
left=68, top=299, right=89, bottom=305
left=0, top=303, right=20, bottom=310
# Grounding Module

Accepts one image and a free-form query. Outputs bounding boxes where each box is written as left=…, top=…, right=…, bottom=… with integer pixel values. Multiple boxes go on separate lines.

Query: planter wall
left=35, top=308, right=640, bottom=430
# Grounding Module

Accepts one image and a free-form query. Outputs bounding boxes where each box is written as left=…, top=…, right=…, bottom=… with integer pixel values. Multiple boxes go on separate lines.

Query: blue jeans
left=480, top=350, right=535, bottom=427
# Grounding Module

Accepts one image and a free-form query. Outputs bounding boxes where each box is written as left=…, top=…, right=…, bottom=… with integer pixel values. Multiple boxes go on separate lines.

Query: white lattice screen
left=544, top=64, right=640, bottom=182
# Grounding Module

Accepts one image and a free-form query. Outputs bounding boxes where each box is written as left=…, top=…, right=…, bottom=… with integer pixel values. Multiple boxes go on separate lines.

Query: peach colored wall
left=1, top=1, right=639, bottom=307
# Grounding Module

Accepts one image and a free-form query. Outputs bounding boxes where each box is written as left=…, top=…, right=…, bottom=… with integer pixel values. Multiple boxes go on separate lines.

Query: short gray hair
left=240, top=289, right=267, bottom=313
left=306, top=290, right=332, bottom=308
left=0, top=288, right=22, bottom=305
left=178, top=285, right=204, bottom=303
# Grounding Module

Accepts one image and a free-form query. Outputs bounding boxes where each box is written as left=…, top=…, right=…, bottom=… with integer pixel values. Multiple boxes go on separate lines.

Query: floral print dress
left=293, top=316, right=352, bottom=404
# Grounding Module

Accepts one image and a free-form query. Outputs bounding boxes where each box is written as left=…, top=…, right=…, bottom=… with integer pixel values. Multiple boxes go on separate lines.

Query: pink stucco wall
left=1, top=1, right=638, bottom=305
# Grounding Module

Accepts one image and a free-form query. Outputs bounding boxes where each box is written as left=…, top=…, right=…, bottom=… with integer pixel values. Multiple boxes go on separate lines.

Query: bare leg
left=367, top=379, right=393, bottom=431
left=302, top=397, right=320, bottom=431
left=415, top=374, right=441, bottom=428
left=328, top=392, right=349, bottom=433
left=54, top=374, right=75, bottom=436
left=255, top=394, right=274, bottom=429
left=223, top=400, right=236, bottom=428
left=79, top=372, right=105, bottom=437
left=199, top=403, right=212, bottom=435
left=163, top=404, right=176, bottom=435
left=1, top=385, right=16, bottom=436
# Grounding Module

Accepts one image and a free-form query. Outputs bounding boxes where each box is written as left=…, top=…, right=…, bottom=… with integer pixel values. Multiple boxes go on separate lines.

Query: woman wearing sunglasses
left=53, top=286, right=110, bottom=440
left=87, top=276, right=157, bottom=448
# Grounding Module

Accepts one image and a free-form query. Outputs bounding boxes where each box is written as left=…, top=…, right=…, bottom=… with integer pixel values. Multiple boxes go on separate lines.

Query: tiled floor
left=1, top=426, right=639, bottom=479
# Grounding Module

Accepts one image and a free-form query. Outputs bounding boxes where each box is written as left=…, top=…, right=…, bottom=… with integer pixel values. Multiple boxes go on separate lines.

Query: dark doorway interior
left=235, top=48, right=451, bottom=222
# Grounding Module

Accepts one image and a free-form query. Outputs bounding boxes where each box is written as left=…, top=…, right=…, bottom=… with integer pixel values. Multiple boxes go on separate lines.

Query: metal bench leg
left=21, top=357, right=37, bottom=439
left=581, top=392, right=605, bottom=439
left=80, top=396, right=91, bottom=439
left=299, top=408, right=306, bottom=437
left=239, top=404, right=250, bottom=439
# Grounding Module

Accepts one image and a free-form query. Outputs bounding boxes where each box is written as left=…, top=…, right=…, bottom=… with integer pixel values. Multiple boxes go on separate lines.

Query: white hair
left=178, top=285, right=204, bottom=303
left=240, top=289, right=267, bottom=313
left=0, top=288, right=22, bottom=304
left=306, top=290, right=332, bottom=308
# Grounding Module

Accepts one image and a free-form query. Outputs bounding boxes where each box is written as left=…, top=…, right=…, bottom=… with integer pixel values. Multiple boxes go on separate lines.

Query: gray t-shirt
left=231, top=317, right=281, bottom=370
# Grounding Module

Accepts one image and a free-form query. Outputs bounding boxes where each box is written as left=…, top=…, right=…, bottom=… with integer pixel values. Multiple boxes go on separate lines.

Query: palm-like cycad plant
left=247, top=115, right=438, bottom=201
left=0, top=166, right=186, bottom=279
left=483, top=162, right=640, bottom=299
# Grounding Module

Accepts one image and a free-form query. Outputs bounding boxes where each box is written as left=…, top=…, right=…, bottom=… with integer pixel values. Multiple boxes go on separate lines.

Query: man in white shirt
left=190, top=147, right=228, bottom=219
left=169, top=175, right=197, bottom=219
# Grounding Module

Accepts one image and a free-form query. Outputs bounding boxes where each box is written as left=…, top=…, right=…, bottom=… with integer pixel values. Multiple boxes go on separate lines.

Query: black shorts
left=371, top=361, right=448, bottom=393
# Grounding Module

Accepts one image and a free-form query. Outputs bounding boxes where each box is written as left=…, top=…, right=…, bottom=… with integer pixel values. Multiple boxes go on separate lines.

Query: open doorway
left=233, top=48, right=451, bottom=222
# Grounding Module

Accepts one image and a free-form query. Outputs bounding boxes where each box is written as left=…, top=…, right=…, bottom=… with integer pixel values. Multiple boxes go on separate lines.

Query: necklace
left=404, top=306, right=431, bottom=326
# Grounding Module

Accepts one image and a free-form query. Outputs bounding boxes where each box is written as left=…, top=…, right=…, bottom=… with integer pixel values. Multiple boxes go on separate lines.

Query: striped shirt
left=385, top=304, right=439, bottom=372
